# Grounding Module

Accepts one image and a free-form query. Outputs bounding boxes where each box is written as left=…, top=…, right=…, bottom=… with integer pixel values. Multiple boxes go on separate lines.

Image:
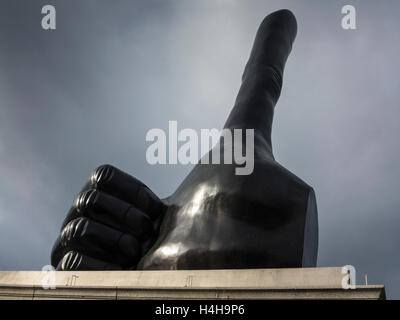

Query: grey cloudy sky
left=0, top=0, right=399, bottom=298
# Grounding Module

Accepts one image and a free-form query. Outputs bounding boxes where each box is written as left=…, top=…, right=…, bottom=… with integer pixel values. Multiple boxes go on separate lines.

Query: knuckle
left=244, top=64, right=283, bottom=100
left=137, top=215, right=152, bottom=236
left=256, top=65, right=282, bottom=98
left=58, top=251, right=83, bottom=270
left=126, top=209, right=153, bottom=237
left=138, top=213, right=152, bottom=231
left=118, top=234, right=141, bottom=258
left=73, top=189, right=99, bottom=213
left=90, top=164, right=115, bottom=186
left=60, top=217, right=89, bottom=246
left=137, top=186, right=161, bottom=214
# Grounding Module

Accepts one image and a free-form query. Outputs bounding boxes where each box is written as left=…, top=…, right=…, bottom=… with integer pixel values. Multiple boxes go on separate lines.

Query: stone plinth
left=0, top=267, right=385, bottom=300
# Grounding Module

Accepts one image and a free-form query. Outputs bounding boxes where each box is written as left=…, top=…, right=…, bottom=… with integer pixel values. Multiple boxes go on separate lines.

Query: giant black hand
left=51, top=165, right=166, bottom=270
left=51, top=9, right=318, bottom=271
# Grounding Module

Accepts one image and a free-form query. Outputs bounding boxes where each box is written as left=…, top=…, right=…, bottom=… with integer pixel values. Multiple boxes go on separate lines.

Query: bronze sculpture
left=51, top=9, right=318, bottom=270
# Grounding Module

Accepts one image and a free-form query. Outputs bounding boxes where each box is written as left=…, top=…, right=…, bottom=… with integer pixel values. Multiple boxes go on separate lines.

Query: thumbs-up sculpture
left=51, top=9, right=318, bottom=271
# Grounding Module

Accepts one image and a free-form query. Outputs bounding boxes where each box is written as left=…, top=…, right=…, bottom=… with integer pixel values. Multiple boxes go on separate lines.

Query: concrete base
left=0, top=267, right=385, bottom=300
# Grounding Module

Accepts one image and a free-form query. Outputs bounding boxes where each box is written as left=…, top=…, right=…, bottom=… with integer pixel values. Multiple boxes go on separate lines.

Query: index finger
left=224, top=10, right=297, bottom=152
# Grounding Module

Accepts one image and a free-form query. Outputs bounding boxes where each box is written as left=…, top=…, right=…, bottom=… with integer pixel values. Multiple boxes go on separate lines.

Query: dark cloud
left=0, top=0, right=399, bottom=298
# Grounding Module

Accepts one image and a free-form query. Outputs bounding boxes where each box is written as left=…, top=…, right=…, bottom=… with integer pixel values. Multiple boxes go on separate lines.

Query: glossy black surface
left=51, top=9, right=318, bottom=271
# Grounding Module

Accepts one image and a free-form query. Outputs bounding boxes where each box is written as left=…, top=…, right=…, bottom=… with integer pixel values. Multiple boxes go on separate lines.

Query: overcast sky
left=0, top=0, right=399, bottom=298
